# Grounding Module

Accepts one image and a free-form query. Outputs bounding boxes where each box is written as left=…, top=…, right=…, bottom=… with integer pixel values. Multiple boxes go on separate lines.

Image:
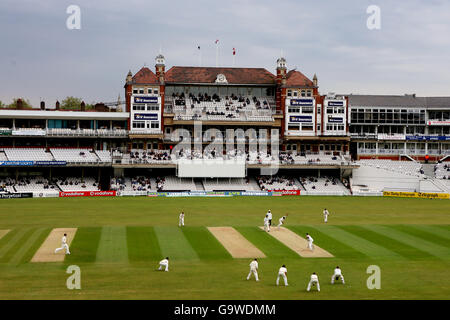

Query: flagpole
left=216, top=43, right=219, bottom=67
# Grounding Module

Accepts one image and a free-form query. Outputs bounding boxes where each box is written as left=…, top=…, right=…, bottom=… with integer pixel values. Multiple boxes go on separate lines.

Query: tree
left=8, top=98, right=33, bottom=109
left=61, top=96, right=82, bottom=109
left=0, top=100, right=5, bottom=108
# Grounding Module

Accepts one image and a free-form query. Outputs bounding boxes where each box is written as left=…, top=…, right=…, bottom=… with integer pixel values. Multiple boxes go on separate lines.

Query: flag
left=215, top=39, right=219, bottom=44
left=233, top=48, right=236, bottom=55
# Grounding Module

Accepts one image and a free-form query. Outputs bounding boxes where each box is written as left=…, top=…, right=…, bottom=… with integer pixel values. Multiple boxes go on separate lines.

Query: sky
left=1, top=0, right=450, bottom=107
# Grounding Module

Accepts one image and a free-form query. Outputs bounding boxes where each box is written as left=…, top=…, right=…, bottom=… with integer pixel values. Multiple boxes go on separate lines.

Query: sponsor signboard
left=289, top=115, right=312, bottom=123
left=134, top=113, right=158, bottom=121
left=0, top=161, right=34, bottom=166
left=12, top=130, right=46, bottom=136
left=427, top=120, right=450, bottom=126
left=290, top=99, right=313, bottom=106
left=0, top=192, right=33, bottom=199
left=147, top=191, right=274, bottom=197
left=59, top=191, right=116, bottom=197
left=328, top=117, right=343, bottom=123
left=383, top=191, right=449, bottom=199
left=377, top=134, right=406, bottom=140
left=406, top=135, right=450, bottom=141
left=328, top=101, right=344, bottom=106
left=267, top=190, right=301, bottom=196
left=35, top=161, right=67, bottom=166
left=134, top=96, right=158, bottom=104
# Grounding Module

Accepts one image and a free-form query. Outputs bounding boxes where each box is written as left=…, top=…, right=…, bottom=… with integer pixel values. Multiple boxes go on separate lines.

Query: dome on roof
left=277, top=57, right=287, bottom=69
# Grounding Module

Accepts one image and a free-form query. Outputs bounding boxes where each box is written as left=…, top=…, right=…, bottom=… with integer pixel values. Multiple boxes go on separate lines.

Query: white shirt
left=160, top=259, right=169, bottom=265
left=62, top=236, right=67, bottom=245
left=323, top=210, right=329, bottom=216
left=310, top=274, right=318, bottom=281
left=179, top=213, right=184, bottom=219
left=250, top=261, right=258, bottom=270
left=334, top=268, right=342, bottom=276
left=306, top=235, right=314, bottom=242
left=279, top=216, right=286, bottom=223
left=278, top=267, right=287, bottom=275
left=267, top=212, right=272, bottom=220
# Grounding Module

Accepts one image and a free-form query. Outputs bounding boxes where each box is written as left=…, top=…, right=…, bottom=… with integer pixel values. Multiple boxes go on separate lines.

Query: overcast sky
left=1, top=0, right=449, bottom=107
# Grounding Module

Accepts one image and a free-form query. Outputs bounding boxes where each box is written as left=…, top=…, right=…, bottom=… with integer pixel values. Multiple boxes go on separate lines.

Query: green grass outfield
left=0, top=196, right=449, bottom=299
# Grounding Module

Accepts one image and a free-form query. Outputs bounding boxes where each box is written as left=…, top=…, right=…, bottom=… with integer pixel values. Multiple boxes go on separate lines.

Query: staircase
left=194, top=180, right=205, bottom=191
left=422, top=164, right=436, bottom=178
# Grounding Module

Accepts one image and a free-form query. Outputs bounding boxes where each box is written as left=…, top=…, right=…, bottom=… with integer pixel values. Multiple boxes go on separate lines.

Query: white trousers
left=276, top=273, right=288, bottom=286
left=307, top=241, right=314, bottom=251
left=159, top=262, right=169, bottom=271
left=277, top=222, right=283, bottom=228
left=307, top=279, right=320, bottom=291
left=324, top=215, right=328, bottom=223
left=179, top=218, right=184, bottom=227
left=331, top=274, right=345, bottom=284
left=264, top=223, right=270, bottom=232
left=55, top=244, right=70, bottom=254
left=247, top=269, right=259, bottom=281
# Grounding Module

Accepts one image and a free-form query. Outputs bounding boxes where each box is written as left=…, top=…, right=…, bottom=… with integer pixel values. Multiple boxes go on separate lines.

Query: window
left=147, top=88, right=152, bottom=94
left=133, top=105, right=145, bottom=111
left=302, top=124, right=313, bottom=131
left=302, top=106, right=313, bottom=114
left=154, top=89, right=159, bottom=95
left=288, top=124, right=300, bottom=131
left=306, top=91, right=312, bottom=97
left=132, top=122, right=145, bottom=129
left=139, top=89, right=144, bottom=94
left=151, top=122, right=159, bottom=129
left=133, top=89, right=138, bottom=94
left=147, top=105, right=159, bottom=111
left=293, top=91, right=298, bottom=97
left=288, top=107, right=301, bottom=113
left=287, top=90, right=292, bottom=97
left=327, top=107, right=333, bottom=114
left=301, top=90, right=306, bottom=97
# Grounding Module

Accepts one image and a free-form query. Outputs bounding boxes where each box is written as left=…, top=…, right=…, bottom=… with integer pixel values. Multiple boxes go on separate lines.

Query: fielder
left=264, top=215, right=270, bottom=232
left=331, top=266, right=345, bottom=284
left=179, top=211, right=185, bottom=227
left=276, top=264, right=288, bottom=286
left=54, top=233, right=70, bottom=255
left=247, top=258, right=259, bottom=281
left=277, top=215, right=287, bottom=229
left=323, top=208, right=330, bottom=223
left=267, top=210, right=272, bottom=226
left=158, top=257, right=169, bottom=271
left=305, top=233, right=314, bottom=251
left=307, top=272, right=320, bottom=292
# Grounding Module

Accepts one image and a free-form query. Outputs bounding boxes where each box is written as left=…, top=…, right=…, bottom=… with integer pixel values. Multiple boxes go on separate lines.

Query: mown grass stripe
left=153, top=226, right=199, bottom=261
left=18, top=228, right=52, bottom=264
left=0, top=229, right=20, bottom=251
left=340, top=225, right=433, bottom=260
left=8, top=227, right=50, bottom=265
left=127, top=226, right=162, bottom=262
left=409, top=225, right=450, bottom=241
left=236, top=227, right=299, bottom=259
left=0, top=228, right=37, bottom=263
left=363, top=225, right=450, bottom=260
left=96, top=226, right=128, bottom=263
left=288, top=225, right=366, bottom=259
left=310, top=225, right=404, bottom=259
left=66, top=227, right=102, bottom=263
left=0, top=230, right=9, bottom=240
left=391, top=225, right=450, bottom=248
left=182, top=227, right=232, bottom=260
left=0, top=228, right=32, bottom=260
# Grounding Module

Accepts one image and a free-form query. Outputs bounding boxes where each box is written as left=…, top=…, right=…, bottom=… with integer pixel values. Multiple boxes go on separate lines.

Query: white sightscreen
left=177, top=159, right=246, bottom=178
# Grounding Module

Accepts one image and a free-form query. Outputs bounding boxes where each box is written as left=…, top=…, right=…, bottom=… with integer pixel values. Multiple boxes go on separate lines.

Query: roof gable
left=285, top=70, right=314, bottom=87
left=132, top=67, right=159, bottom=85
left=165, top=67, right=276, bottom=85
